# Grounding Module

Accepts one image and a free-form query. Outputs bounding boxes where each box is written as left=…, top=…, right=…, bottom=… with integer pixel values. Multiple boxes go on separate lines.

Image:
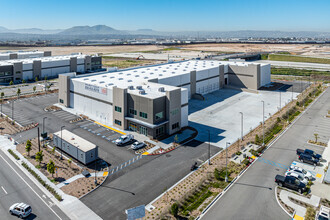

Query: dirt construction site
left=1, top=43, right=330, bottom=58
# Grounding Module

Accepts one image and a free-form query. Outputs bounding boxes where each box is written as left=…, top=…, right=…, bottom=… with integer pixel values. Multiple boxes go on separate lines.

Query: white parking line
left=1, top=186, right=7, bottom=194
left=0, top=153, right=62, bottom=219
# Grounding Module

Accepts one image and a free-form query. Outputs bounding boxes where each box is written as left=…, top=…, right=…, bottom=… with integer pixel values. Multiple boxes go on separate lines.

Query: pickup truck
left=296, top=148, right=322, bottom=160
left=275, top=174, right=306, bottom=193
left=299, top=153, right=320, bottom=166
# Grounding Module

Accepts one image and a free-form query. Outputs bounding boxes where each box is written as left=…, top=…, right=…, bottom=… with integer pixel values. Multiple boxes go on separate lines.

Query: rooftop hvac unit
left=128, top=86, right=134, bottom=90
left=136, top=85, right=143, bottom=90
left=119, top=78, right=123, bottom=80
left=144, top=77, right=148, bottom=79
left=99, top=81, right=105, bottom=84
left=158, top=87, right=165, bottom=92
left=127, top=80, right=132, bottom=82
left=139, top=90, right=145, bottom=95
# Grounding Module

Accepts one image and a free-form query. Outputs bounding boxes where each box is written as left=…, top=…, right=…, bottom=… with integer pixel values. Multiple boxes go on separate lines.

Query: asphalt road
left=0, top=149, right=68, bottom=220
left=202, top=87, right=330, bottom=220
left=81, top=140, right=220, bottom=220
left=255, top=60, right=330, bottom=71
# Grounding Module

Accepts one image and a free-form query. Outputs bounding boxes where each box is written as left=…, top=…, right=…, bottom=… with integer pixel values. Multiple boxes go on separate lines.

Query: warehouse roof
left=0, top=50, right=43, bottom=55
left=53, top=129, right=97, bottom=152
left=0, top=53, right=89, bottom=66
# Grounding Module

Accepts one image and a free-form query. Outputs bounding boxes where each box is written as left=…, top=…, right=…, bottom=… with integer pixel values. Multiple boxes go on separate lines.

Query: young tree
left=52, top=146, right=55, bottom=155
left=33, top=86, right=36, bottom=93
left=44, top=76, right=47, bottom=81
left=314, top=133, right=319, bottom=143
left=9, top=81, right=14, bottom=86
left=68, top=158, right=72, bottom=167
left=22, top=79, right=26, bottom=84
left=47, top=160, right=55, bottom=177
left=170, top=203, right=179, bottom=217
left=25, top=139, right=32, bottom=156
left=35, top=77, right=38, bottom=82
left=35, top=150, right=44, bottom=166
left=17, top=88, right=21, bottom=98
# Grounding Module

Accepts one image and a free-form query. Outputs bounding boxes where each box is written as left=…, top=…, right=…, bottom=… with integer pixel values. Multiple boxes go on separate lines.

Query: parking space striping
left=94, top=121, right=126, bottom=135
left=257, top=157, right=289, bottom=170
left=109, top=155, right=144, bottom=176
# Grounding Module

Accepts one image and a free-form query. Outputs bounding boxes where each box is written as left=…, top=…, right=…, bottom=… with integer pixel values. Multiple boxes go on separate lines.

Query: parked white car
left=285, top=171, right=308, bottom=185
left=131, top=141, right=146, bottom=150
left=288, top=165, right=313, bottom=180
left=9, top=203, right=32, bottom=218
left=115, top=134, right=134, bottom=146
left=315, top=205, right=330, bottom=220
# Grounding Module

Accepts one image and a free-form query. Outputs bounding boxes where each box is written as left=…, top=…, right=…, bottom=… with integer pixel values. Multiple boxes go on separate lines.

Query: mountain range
left=0, top=25, right=330, bottom=38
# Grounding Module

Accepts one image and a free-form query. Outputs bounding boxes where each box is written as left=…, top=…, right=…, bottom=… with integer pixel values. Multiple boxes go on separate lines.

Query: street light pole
left=261, top=101, right=265, bottom=146
left=208, top=130, right=211, bottom=165
left=291, top=84, right=293, bottom=101
left=42, top=117, right=47, bottom=134
left=239, top=112, right=243, bottom=141
left=60, top=126, right=65, bottom=160
left=279, top=92, right=281, bottom=110
left=225, top=142, right=230, bottom=182
left=11, top=100, right=14, bottom=121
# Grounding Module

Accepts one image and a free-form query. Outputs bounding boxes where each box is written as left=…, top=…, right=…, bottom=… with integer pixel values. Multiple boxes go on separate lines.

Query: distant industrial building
left=0, top=50, right=51, bottom=61
left=53, top=129, right=98, bottom=165
left=58, top=60, right=270, bottom=139
left=0, top=53, right=102, bottom=84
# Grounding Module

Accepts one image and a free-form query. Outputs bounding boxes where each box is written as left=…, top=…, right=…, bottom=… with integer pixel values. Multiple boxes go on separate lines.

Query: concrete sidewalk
left=0, top=135, right=102, bottom=220
left=57, top=171, right=107, bottom=188
left=279, top=189, right=320, bottom=218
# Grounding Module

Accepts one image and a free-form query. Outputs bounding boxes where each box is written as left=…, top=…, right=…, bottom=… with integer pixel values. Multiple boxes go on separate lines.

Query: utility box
left=53, top=129, right=98, bottom=165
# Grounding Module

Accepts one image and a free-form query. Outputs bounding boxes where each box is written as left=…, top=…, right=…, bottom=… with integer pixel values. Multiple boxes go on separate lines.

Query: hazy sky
left=1, top=0, right=329, bottom=32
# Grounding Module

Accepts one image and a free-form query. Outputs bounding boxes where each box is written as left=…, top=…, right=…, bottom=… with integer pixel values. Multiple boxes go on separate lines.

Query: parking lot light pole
left=42, top=117, right=47, bottom=134
left=95, top=160, right=97, bottom=185
left=261, top=101, right=265, bottom=146
left=239, top=112, right=243, bottom=141
left=225, top=142, right=230, bottom=182
left=60, top=126, right=65, bottom=160
left=279, top=92, right=282, bottom=110
left=12, top=100, right=14, bottom=121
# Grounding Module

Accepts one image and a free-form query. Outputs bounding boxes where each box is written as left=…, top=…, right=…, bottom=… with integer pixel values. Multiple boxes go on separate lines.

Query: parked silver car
left=131, top=141, right=146, bottom=150
left=9, top=203, right=32, bottom=218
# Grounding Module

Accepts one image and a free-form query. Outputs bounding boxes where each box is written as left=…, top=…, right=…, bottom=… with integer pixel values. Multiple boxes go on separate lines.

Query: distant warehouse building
left=53, top=129, right=98, bottom=165
left=0, top=50, right=51, bottom=61
left=0, top=53, right=102, bottom=84
left=58, top=60, right=270, bottom=139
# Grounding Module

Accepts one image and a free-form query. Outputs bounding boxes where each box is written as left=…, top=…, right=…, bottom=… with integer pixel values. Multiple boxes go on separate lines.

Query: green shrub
left=8, top=149, right=20, bottom=160
left=21, top=162, right=62, bottom=201
left=170, top=203, right=179, bottom=216
left=305, top=207, right=316, bottom=220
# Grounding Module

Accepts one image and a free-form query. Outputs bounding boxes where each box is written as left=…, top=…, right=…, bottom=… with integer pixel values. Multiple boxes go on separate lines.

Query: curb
left=79, top=164, right=110, bottom=200
left=275, top=186, right=294, bottom=218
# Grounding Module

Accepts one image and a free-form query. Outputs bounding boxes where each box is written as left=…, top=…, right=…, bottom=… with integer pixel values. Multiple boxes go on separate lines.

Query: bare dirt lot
left=2, top=43, right=329, bottom=58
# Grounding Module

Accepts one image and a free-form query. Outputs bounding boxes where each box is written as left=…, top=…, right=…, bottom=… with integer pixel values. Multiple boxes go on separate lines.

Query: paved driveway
left=189, top=88, right=298, bottom=148
left=201, top=87, right=329, bottom=220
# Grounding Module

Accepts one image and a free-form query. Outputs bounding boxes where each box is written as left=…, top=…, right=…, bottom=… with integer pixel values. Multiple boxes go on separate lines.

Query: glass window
left=140, top=112, right=148, bottom=119
left=129, top=108, right=137, bottom=115
left=171, top=109, right=179, bottom=116
left=115, top=106, right=122, bottom=113
left=155, top=112, right=164, bottom=120
left=115, top=119, right=121, bottom=126
left=172, top=122, right=179, bottom=130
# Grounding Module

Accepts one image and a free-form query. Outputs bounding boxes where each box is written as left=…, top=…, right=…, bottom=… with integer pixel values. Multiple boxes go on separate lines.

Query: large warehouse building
left=59, top=60, right=270, bottom=139
left=0, top=50, right=51, bottom=61
left=0, top=53, right=102, bottom=84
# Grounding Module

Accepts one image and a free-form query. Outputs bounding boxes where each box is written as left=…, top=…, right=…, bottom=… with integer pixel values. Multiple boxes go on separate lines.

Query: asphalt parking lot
left=3, top=94, right=137, bottom=170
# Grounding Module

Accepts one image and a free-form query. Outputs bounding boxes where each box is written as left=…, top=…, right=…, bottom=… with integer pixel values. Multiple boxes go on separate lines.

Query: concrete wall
left=113, top=87, right=127, bottom=130
left=13, top=62, right=23, bottom=82
left=260, top=64, right=271, bottom=87
left=9, top=53, right=18, bottom=59
left=58, top=74, right=74, bottom=107
left=32, top=60, right=41, bottom=79
left=190, top=70, right=196, bottom=96
left=166, top=88, right=181, bottom=135
left=227, top=63, right=260, bottom=90
left=219, top=64, right=225, bottom=88
left=44, top=51, right=51, bottom=57
left=84, top=56, right=91, bottom=72
left=70, top=57, right=77, bottom=72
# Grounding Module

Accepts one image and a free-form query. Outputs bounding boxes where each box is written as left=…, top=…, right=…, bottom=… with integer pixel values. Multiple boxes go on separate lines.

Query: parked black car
left=275, top=175, right=307, bottom=193
left=297, top=148, right=322, bottom=160
left=299, top=153, right=320, bottom=166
